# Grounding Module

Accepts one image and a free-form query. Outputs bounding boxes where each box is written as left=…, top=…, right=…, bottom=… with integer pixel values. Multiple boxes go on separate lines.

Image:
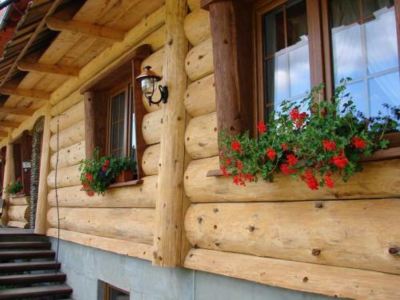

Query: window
left=98, top=281, right=129, bottom=300
left=82, top=44, right=152, bottom=182
left=256, top=0, right=400, bottom=121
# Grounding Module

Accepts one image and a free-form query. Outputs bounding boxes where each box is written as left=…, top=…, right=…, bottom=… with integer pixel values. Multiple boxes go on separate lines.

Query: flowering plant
left=79, top=149, right=136, bottom=196
left=220, top=83, right=399, bottom=190
left=6, top=178, right=23, bottom=195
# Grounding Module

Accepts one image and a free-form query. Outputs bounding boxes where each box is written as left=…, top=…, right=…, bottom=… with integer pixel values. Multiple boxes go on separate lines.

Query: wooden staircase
left=0, top=229, right=72, bottom=299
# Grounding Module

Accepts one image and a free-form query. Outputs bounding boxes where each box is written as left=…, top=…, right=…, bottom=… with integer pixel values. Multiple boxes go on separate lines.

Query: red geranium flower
left=104, top=159, right=110, bottom=167
left=244, top=173, right=255, bottom=182
left=233, top=175, right=245, bottom=186
left=236, top=160, right=243, bottom=170
left=324, top=174, right=334, bottom=188
left=286, top=154, right=298, bottom=166
left=290, top=108, right=300, bottom=121
left=225, top=158, right=232, bottom=166
left=303, top=170, right=319, bottom=190
left=85, top=173, right=93, bottom=182
left=220, top=166, right=229, bottom=177
left=331, top=152, right=349, bottom=169
left=280, top=163, right=296, bottom=175
left=257, top=121, right=267, bottom=134
left=231, top=140, right=241, bottom=152
left=266, top=148, right=277, bottom=161
left=101, top=166, right=108, bottom=172
left=322, top=139, right=336, bottom=151
left=352, top=136, right=367, bottom=149
left=281, top=143, right=288, bottom=151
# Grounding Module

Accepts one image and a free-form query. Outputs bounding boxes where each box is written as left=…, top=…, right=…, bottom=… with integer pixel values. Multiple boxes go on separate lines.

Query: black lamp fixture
left=136, top=66, right=168, bottom=106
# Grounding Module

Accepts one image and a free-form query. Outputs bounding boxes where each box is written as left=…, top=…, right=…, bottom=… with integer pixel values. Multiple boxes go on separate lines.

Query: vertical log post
left=202, top=0, right=254, bottom=135
left=1, top=137, right=15, bottom=226
left=153, top=0, right=188, bottom=267
left=20, top=131, right=32, bottom=196
left=34, top=107, right=51, bottom=234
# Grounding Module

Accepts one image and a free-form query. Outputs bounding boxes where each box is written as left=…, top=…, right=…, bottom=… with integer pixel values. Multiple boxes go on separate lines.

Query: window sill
left=206, top=146, right=400, bottom=177
left=108, top=179, right=143, bottom=189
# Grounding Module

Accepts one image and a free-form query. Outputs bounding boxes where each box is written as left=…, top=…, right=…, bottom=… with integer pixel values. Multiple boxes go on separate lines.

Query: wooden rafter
left=0, top=106, right=33, bottom=116
left=17, top=61, right=80, bottom=77
left=0, top=131, right=7, bottom=137
left=46, top=17, right=126, bottom=41
left=0, top=87, right=50, bottom=100
left=0, top=120, right=20, bottom=128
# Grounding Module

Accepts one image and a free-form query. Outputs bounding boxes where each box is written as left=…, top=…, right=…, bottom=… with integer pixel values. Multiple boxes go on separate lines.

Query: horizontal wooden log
left=185, top=37, right=214, bottom=81
left=0, top=87, right=50, bottom=100
left=185, top=249, right=400, bottom=300
left=142, top=109, right=163, bottom=145
left=7, top=221, right=28, bottom=229
left=50, top=100, right=84, bottom=133
left=47, top=228, right=152, bottom=261
left=142, top=144, right=160, bottom=176
left=7, top=205, right=29, bottom=222
left=188, top=0, right=200, bottom=11
left=47, top=164, right=80, bottom=189
left=49, top=120, right=85, bottom=152
left=141, top=47, right=165, bottom=113
left=9, top=196, right=29, bottom=206
left=47, top=207, right=154, bottom=244
left=47, top=176, right=157, bottom=208
left=0, top=120, right=20, bottom=128
left=184, top=9, right=210, bottom=46
left=17, top=61, right=80, bottom=77
left=50, top=141, right=85, bottom=170
left=185, top=200, right=400, bottom=275
left=185, top=112, right=218, bottom=159
left=184, top=156, right=400, bottom=202
left=184, top=73, right=215, bottom=117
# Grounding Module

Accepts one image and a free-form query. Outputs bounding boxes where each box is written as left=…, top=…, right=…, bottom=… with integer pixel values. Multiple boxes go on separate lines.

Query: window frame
left=81, top=44, right=152, bottom=184
left=253, top=0, right=400, bottom=155
left=99, top=281, right=129, bottom=300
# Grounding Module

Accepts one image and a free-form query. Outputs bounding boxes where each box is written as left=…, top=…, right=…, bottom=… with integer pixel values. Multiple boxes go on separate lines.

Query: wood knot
left=389, top=247, right=400, bottom=255
left=312, top=248, right=321, bottom=256
left=168, top=38, right=173, bottom=45
left=248, top=225, right=256, bottom=232
left=215, top=242, right=220, bottom=247
left=198, top=55, right=204, bottom=60
left=315, top=201, right=324, bottom=208
left=213, top=225, right=217, bottom=229
left=213, top=208, right=219, bottom=213
left=197, top=217, right=203, bottom=224
left=302, top=276, right=308, bottom=283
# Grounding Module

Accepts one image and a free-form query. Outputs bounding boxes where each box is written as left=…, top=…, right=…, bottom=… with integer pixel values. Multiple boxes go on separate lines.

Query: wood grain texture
left=142, top=109, right=163, bottom=145
left=184, top=9, right=211, bottom=46
left=7, top=205, right=29, bottom=223
left=184, top=156, right=400, bottom=202
left=185, top=37, right=214, bottom=81
left=153, top=0, right=188, bottom=267
left=7, top=220, right=28, bottom=229
left=50, top=141, right=85, bottom=170
left=185, top=248, right=400, bottom=300
left=185, top=112, right=218, bottom=159
left=49, top=120, right=85, bottom=152
left=9, top=196, right=29, bottom=206
left=188, top=0, right=200, bottom=11
left=47, top=228, right=152, bottom=261
left=185, top=200, right=400, bottom=274
left=142, top=144, right=160, bottom=176
left=47, top=175, right=157, bottom=208
left=47, top=164, right=80, bottom=189
left=184, top=73, right=215, bottom=117
left=47, top=207, right=154, bottom=244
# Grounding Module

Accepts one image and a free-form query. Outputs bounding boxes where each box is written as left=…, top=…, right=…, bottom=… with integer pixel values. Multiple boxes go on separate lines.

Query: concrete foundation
left=51, top=238, right=335, bottom=300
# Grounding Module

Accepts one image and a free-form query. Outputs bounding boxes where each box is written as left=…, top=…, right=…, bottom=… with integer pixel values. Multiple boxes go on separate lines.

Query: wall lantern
left=136, top=66, right=168, bottom=106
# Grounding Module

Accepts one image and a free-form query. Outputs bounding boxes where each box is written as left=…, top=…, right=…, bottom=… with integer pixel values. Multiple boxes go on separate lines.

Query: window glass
left=330, top=0, right=398, bottom=117
left=109, top=91, right=126, bottom=157
left=263, top=0, right=310, bottom=116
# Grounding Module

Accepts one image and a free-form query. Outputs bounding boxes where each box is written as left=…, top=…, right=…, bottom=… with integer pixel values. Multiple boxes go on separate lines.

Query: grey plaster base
left=50, top=238, right=335, bottom=300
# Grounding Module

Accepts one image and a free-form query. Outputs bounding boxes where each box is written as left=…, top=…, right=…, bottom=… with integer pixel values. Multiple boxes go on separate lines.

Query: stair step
left=0, top=284, right=72, bottom=299
left=0, top=229, right=36, bottom=237
left=0, top=241, right=51, bottom=250
left=0, top=250, right=55, bottom=260
left=0, top=272, right=66, bottom=285
left=0, top=261, right=60, bottom=273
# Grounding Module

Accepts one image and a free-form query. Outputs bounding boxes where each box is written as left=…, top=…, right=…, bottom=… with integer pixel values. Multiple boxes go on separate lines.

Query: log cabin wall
left=182, top=0, right=400, bottom=299
left=43, top=4, right=167, bottom=262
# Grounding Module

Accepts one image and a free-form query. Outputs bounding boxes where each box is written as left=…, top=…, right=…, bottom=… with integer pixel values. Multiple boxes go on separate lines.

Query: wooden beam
left=17, top=61, right=80, bottom=77
left=0, top=107, right=34, bottom=116
left=1, top=140, right=14, bottom=226
left=0, top=87, right=50, bottom=100
left=46, top=16, right=126, bottom=41
left=153, top=0, right=188, bottom=267
left=185, top=249, right=400, bottom=300
left=0, top=121, right=20, bottom=128
left=0, top=131, right=8, bottom=137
